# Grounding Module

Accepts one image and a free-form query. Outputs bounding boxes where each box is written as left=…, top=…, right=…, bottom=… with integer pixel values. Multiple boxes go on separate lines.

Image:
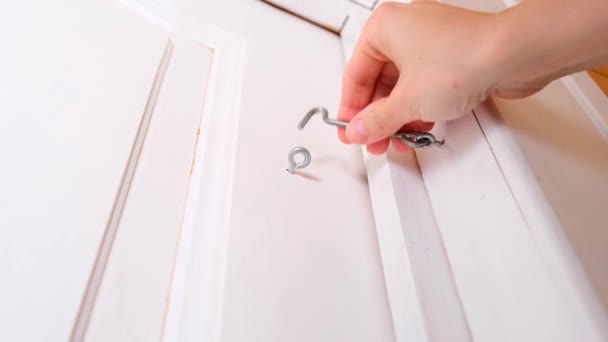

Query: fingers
left=366, top=138, right=390, bottom=155
left=345, top=97, right=399, bottom=144
left=362, top=64, right=399, bottom=155
left=345, top=81, right=419, bottom=145
left=392, top=137, right=411, bottom=153
left=336, top=2, right=429, bottom=153
left=337, top=36, right=387, bottom=144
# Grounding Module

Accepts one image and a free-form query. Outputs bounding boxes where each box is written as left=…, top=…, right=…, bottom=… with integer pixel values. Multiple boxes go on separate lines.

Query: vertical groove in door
left=69, top=39, right=174, bottom=342
left=405, top=152, right=474, bottom=342
left=158, top=46, right=216, bottom=342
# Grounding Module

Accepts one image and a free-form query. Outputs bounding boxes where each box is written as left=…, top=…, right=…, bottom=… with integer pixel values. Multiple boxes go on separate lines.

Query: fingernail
left=347, top=118, right=369, bottom=144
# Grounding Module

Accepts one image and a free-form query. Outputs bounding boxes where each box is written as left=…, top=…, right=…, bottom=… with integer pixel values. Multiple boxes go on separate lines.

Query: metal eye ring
left=286, top=146, right=311, bottom=174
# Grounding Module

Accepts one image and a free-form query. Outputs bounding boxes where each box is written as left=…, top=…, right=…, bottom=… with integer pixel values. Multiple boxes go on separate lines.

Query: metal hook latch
left=393, top=132, right=444, bottom=149
left=298, top=107, right=444, bottom=149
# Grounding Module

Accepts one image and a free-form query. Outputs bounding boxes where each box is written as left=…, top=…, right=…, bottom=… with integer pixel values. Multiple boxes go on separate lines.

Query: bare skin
left=337, top=0, right=608, bottom=154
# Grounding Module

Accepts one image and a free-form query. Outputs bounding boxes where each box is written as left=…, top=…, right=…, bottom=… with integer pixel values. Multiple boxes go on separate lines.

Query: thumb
left=345, top=91, right=414, bottom=144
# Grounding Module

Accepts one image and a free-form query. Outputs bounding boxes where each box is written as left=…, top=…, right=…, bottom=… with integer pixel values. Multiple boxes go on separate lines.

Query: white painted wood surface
left=491, top=84, right=608, bottom=320
left=0, top=1, right=169, bottom=340
left=0, top=1, right=389, bottom=341
left=161, top=1, right=395, bottom=342
left=4, top=0, right=605, bottom=341
left=85, top=38, right=213, bottom=342
left=417, top=109, right=607, bottom=342
left=444, top=0, right=608, bottom=339
left=562, top=71, right=608, bottom=139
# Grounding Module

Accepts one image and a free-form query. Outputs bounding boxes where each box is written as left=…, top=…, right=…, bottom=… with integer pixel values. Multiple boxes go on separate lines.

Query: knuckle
left=374, top=2, right=399, bottom=16
left=363, top=2, right=406, bottom=56
left=365, top=2, right=396, bottom=31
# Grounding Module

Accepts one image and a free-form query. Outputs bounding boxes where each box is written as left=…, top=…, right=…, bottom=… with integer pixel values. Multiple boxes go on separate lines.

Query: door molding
left=118, top=1, right=246, bottom=341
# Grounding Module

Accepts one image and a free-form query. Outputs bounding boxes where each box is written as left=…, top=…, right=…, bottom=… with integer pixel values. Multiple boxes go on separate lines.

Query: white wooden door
left=156, top=1, right=394, bottom=341
left=1, top=1, right=394, bottom=341
left=4, top=1, right=607, bottom=342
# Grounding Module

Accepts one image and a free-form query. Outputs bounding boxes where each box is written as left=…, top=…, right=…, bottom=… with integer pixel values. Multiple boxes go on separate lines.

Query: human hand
left=337, top=1, right=544, bottom=154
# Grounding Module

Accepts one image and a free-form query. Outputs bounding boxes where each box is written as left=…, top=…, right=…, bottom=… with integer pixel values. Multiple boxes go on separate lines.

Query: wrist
left=476, top=0, right=608, bottom=93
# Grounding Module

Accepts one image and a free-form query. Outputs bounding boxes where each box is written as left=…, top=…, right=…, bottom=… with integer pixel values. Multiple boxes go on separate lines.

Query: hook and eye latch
left=298, top=107, right=444, bottom=149
left=394, top=132, right=444, bottom=149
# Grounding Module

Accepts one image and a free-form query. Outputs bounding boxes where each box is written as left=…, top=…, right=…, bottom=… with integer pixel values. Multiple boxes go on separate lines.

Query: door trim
left=117, top=1, right=246, bottom=341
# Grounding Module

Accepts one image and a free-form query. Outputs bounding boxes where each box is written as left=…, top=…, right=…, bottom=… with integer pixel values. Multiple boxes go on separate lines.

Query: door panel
left=164, top=1, right=395, bottom=341
left=493, top=81, right=608, bottom=314
left=0, top=1, right=169, bottom=340
left=85, top=39, right=213, bottom=342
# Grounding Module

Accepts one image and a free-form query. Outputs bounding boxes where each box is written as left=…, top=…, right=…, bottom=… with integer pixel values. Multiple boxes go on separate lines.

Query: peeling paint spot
left=189, top=127, right=201, bottom=176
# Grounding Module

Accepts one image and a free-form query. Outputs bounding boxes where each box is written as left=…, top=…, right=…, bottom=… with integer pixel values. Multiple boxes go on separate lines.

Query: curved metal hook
left=298, top=107, right=444, bottom=149
left=298, top=107, right=347, bottom=129
left=286, top=146, right=311, bottom=174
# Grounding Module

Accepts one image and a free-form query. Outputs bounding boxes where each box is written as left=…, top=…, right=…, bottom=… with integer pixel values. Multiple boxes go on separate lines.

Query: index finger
left=337, top=37, right=386, bottom=143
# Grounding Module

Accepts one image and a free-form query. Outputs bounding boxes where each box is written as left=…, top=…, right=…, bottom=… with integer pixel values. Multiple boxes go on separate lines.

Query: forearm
left=483, top=0, right=608, bottom=89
